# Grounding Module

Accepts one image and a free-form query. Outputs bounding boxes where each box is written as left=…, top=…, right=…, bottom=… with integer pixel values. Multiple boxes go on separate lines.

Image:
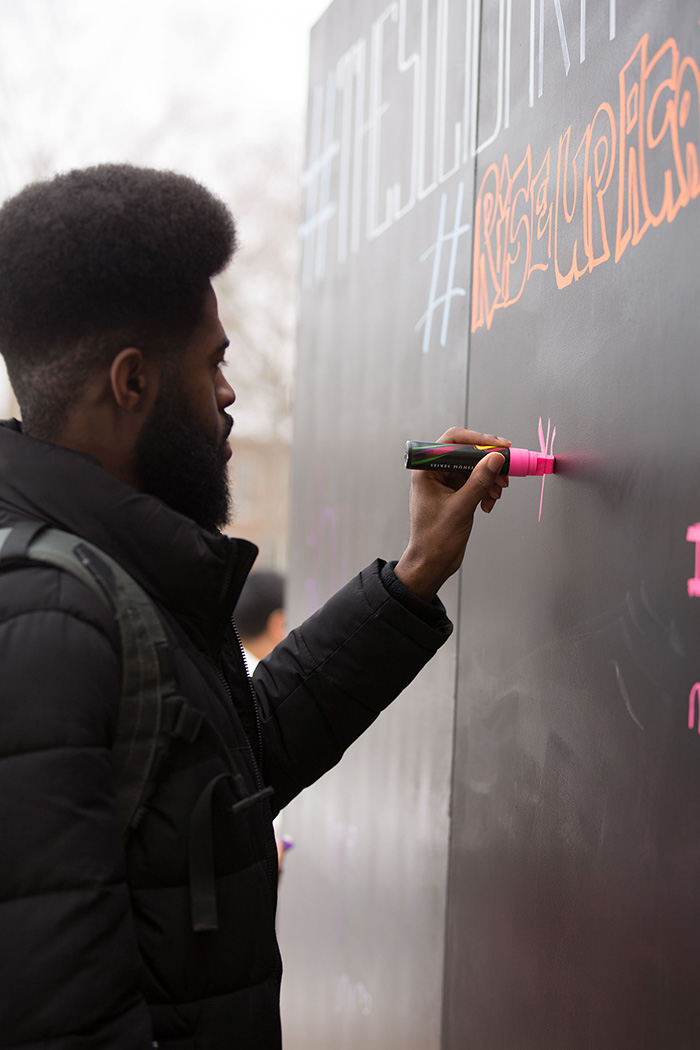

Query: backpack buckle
left=230, top=784, right=274, bottom=815
left=173, top=701, right=204, bottom=743
left=163, top=697, right=204, bottom=743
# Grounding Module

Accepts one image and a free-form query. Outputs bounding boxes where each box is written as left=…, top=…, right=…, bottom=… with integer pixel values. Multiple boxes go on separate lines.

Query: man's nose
left=218, top=374, right=235, bottom=408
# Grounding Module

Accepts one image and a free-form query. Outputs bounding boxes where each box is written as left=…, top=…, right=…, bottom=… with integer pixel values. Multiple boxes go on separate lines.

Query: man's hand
left=394, top=427, right=510, bottom=601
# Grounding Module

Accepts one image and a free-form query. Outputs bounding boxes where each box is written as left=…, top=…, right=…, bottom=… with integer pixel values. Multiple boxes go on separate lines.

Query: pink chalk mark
left=686, top=523, right=700, bottom=597
left=689, top=682, right=700, bottom=731
left=537, top=417, right=556, bottom=523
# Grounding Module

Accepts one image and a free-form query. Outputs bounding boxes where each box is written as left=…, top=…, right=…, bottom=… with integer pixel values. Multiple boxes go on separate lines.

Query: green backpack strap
left=0, top=521, right=181, bottom=833
left=0, top=520, right=273, bottom=930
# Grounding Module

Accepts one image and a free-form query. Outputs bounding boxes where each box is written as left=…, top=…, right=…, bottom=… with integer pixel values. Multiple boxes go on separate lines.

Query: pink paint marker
left=405, top=441, right=556, bottom=477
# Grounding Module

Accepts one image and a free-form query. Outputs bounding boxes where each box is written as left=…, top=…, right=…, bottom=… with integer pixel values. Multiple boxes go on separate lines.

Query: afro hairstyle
left=0, top=163, right=237, bottom=438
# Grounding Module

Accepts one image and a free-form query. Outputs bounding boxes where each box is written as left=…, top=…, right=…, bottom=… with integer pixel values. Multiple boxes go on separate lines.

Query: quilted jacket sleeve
left=251, top=559, right=453, bottom=813
left=0, top=566, right=153, bottom=1049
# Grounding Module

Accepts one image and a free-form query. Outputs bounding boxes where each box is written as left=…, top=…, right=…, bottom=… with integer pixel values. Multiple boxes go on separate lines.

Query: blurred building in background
left=227, top=437, right=290, bottom=570
left=0, top=0, right=326, bottom=572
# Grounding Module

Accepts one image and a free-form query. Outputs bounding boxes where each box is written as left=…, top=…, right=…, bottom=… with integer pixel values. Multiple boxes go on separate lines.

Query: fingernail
left=487, top=453, right=505, bottom=474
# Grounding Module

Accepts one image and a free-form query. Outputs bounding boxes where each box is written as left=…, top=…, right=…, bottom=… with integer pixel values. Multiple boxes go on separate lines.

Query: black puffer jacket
left=0, top=420, right=452, bottom=1050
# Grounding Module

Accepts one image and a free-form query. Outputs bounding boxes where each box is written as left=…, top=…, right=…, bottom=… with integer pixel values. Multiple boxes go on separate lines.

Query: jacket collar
left=0, top=419, right=258, bottom=648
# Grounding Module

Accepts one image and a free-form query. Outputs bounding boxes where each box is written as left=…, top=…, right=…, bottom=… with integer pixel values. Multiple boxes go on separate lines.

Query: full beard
left=134, top=390, right=231, bottom=533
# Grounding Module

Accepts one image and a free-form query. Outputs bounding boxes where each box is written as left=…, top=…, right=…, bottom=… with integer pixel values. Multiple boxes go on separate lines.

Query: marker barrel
left=405, top=442, right=555, bottom=477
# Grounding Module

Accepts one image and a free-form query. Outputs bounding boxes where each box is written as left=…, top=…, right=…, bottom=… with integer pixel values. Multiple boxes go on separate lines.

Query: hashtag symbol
left=415, top=182, right=471, bottom=355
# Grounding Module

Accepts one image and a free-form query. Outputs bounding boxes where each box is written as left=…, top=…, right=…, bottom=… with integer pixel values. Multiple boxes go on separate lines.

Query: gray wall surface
left=279, top=2, right=700, bottom=1047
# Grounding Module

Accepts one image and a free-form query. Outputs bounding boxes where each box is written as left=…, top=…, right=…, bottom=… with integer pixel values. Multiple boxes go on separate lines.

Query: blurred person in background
left=236, top=569, right=286, bottom=672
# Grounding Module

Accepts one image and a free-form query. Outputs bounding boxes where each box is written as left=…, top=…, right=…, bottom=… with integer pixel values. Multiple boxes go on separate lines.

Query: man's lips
left=222, top=417, right=233, bottom=458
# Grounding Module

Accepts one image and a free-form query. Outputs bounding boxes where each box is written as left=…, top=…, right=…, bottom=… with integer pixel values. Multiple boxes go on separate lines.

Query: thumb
left=472, top=451, right=506, bottom=491
left=484, top=451, right=506, bottom=476
left=455, top=452, right=506, bottom=516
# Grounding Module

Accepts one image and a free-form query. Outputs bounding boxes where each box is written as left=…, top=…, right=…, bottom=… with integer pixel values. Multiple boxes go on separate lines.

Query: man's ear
left=109, top=347, right=156, bottom=412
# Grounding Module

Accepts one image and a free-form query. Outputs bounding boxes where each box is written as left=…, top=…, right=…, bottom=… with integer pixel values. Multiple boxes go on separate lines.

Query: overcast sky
left=0, top=0, right=331, bottom=414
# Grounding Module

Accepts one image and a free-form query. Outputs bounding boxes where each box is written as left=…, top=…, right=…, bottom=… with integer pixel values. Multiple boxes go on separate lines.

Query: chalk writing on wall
left=686, top=522, right=700, bottom=733
left=414, top=181, right=470, bottom=353
left=685, top=522, right=700, bottom=596
left=301, top=0, right=622, bottom=286
left=300, top=76, right=340, bottom=287
left=612, top=657, right=644, bottom=731
left=333, top=974, right=373, bottom=1016
left=471, top=32, right=700, bottom=331
left=688, top=680, right=696, bottom=730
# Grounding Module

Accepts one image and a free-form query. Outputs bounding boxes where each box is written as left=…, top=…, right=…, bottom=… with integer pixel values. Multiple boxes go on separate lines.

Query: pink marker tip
left=508, top=448, right=556, bottom=477
left=534, top=454, right=556, bottom=476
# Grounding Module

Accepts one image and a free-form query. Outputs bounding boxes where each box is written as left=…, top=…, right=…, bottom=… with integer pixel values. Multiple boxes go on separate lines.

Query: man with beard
left=0, top=164, right=508, bottom=1050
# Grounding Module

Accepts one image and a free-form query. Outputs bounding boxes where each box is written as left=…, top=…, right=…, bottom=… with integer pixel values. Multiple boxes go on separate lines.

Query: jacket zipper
left=231, top=618, right=265, bottom=777
left=215, top=549, right=264, bottom=780
left=215, top=549, right=281, bottom=962
left=209, top=649, right=261, bottom=786
left=228, top=625, right=282, bottom=983
left=210, top=630, right=280, bottom=919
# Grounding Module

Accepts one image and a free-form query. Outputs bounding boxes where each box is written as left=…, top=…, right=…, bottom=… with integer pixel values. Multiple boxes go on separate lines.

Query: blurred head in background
left=236, top=569, right=286, bottom=669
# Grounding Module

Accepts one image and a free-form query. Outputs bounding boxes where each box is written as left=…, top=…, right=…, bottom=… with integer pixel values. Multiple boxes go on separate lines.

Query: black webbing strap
left=177, top=698, right=274, bottom=931
left=188, top=770, right=274, bottom=932
left=189, top=773, right=230, bottom=932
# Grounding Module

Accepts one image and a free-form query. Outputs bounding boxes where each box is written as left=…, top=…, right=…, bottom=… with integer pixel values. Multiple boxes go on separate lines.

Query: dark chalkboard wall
left=279, top=2, right=700, bottom=1047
